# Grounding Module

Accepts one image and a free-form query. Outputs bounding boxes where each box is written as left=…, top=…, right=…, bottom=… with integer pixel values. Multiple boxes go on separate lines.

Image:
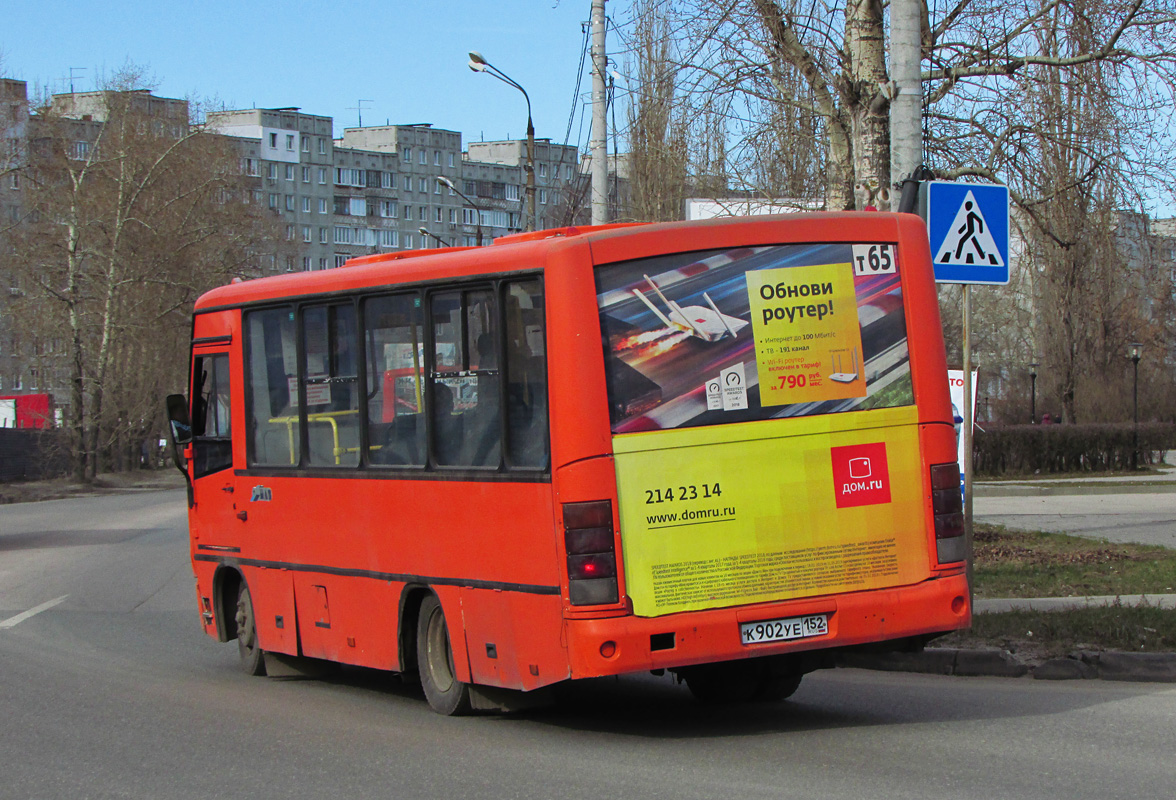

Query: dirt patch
left=0, top=469, right=185, bottom=505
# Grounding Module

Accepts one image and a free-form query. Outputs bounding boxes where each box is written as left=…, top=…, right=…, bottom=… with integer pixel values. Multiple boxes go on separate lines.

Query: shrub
left=973, top=422, right=1176, bottom=476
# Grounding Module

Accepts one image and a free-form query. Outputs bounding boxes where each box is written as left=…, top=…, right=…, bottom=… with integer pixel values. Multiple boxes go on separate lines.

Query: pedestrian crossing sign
left=920, top=181, right=1010, bottom=285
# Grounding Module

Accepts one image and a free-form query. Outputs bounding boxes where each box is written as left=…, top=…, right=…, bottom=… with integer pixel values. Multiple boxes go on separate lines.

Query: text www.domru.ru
left=646, top=506, right=737, bottom=528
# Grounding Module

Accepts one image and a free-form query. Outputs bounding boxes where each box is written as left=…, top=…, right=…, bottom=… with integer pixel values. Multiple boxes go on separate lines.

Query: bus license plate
left=740, top=614, right=828, bottom=645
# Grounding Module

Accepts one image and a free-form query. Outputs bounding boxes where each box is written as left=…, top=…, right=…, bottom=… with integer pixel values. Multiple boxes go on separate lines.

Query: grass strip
left=973, top=523, right=1176, bottom=598
left=940, top=605, right=1176, bottom=658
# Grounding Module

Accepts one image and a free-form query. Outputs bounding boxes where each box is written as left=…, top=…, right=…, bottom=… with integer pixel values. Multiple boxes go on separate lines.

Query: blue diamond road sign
left=920, top=181, right=1010, bottom=285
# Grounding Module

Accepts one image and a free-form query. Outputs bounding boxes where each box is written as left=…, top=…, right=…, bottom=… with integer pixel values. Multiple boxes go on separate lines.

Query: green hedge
left=973, top=422, right=1176, bottom=476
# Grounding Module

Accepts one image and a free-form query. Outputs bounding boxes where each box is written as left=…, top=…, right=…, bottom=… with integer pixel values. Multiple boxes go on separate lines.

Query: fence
left=0, top=428, right=69, bottom=482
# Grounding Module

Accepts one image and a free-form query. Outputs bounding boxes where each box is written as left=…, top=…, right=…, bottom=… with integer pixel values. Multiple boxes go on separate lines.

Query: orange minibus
left=166, top=212, right=969, bottom=714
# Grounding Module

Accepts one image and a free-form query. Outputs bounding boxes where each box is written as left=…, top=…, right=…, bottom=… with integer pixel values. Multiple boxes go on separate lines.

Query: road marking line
left=0, top=595, right=70, bottom=629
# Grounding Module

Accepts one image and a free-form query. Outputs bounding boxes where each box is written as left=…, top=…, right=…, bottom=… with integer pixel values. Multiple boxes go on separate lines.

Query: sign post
left=920, top=179, right=1010, bottom=614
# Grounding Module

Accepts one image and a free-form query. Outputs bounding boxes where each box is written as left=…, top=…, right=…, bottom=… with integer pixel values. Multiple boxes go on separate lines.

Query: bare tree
left=5, top=69, right=281, bottom=479
left=623, top=0, right=693, bottom=221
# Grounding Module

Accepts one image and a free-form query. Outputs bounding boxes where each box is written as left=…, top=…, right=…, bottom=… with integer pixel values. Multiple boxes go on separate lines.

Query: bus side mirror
left=165, top=393, right=192, bottom=472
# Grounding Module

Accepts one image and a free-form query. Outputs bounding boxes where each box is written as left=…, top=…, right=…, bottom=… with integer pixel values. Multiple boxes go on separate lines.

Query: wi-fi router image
left=829, top=348, right=859, bottom=383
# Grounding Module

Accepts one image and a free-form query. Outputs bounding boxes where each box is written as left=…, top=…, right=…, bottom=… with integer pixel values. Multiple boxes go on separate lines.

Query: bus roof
left=193, top=212, right=914, bottom=312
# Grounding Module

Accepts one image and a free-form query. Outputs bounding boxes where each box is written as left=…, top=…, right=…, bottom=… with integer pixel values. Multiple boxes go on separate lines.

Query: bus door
left=189, top=349, right=241, bottom=543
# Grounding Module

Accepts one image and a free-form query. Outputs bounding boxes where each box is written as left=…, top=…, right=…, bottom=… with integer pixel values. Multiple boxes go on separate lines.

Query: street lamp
left=418, top=227, right=450, bottom=248
left=1028, top=361, right=1039, bottom=424
left=1129, top=342, right=1143, bottom=469
left=468, top=51, right=536, bottom=232
left=436, top=176, right=484, bottom=246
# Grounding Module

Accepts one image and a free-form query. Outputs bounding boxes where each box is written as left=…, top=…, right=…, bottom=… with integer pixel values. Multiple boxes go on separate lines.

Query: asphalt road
left=974, top=485, right=1176, bottom=547
left=2, top=488, right=1175, bottom=799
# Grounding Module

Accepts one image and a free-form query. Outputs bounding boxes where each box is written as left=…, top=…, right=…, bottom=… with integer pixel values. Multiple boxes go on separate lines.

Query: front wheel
left=235, top=582, right=266, bottom=676
left=416, top=594, right=471, bottom=715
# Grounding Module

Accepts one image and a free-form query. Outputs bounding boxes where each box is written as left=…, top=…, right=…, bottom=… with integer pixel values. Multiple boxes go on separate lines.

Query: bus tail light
left=930, top=463, right=965, bottom=563
left=563, top=500, right=619, bottom=605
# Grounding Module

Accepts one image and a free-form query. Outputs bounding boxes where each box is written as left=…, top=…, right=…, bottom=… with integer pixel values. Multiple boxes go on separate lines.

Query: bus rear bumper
left=565, top=573, right=971, bottom=679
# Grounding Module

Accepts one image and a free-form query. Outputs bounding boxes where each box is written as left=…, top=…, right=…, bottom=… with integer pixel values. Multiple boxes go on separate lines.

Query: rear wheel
left=416, top=594, right=471, bottom=716
left=683, top=658, right=802, bottom=704
left=235, top=582, right=266, bottom=676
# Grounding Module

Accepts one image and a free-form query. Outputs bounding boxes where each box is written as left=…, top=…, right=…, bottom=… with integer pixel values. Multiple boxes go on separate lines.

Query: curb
left=841, top=648, right=1176, bottom=682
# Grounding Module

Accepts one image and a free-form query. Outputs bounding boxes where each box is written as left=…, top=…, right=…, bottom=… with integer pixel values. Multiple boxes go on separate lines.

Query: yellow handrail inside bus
left=268, top=409, right=359, bottom=465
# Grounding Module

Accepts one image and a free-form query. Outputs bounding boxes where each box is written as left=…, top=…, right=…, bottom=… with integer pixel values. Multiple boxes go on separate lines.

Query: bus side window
left=245, top=307, right=301, bottom=466
left=363, top=293, right=426, bottom=466
left=504, top=279, right=548, bottom=469
left=431, top=288, right=501, bottom=468
left=302, top=303, right=360, bottom=467
left=191, top=353, right=232, bottom=478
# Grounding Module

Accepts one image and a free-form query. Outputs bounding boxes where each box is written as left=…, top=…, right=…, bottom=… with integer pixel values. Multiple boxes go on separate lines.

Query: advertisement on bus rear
left=595, top=243, right=926, bottom=616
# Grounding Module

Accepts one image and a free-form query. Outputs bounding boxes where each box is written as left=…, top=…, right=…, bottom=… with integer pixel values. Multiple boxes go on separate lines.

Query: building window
left=419, top=178, right=427, bottom=193
left=335, top=168, right=365, bottom=187
left=419, top=206, right=426, bottom=222
left=382, top=172, right=394, bottom=189
left=269, top=132, right=278, bottom=148
left=242, top=157, right=259, bottom=176
left=302, top=225, right=312, bottom=242
left=539, top=189, right=548, bottom=205
left=286, top=224, right=296, bottom=240
left=318, top=258, right=327, bottom=270
left=320, top=227, right=328, bottom=244
left=379, top=200, right=397, bottom=218
left=403, top=175, right=412, bottom=192
left=302, top=196, right=311, bottom=213
left=303, top=256, right=311, bottom=270
left=565, top=165, right=573, bottom=179
left=285, top=164, right=294, bottom=181
left=285, top=195, right=295, bottom=211
left=319, top=198, right=328, bottom=214
left=301, top=166, right=310, bottom=183
left=318, top=167, right=327, bottom=184
left=539, top=163, right=547, bottom=178
left=419, top=150, right=426, bottom=165
left=333, top=254, right=349, bottom=268
left=402, top=146, right=412, bottom=162
left=404, top=234, right=413, bottom=249
left=434, top=180, right=442, bottom=195
left=506, top=184, right=520, bottom=201
left=448, top=208, right=456, bottom=224
left=267, top=163, right=277, bottom=179
left=434, top=150, right=441, bottom=166
left=448, top=153, right=455, bottom=168
left=302, top=137, right=311, bottom=153
left=286, top=134, right=295, bottom=151
left=318, top=138, right=327, bottom=155
left=268, top=193, right=278, bottom=208
left=404, top=206, right=412, bottom=221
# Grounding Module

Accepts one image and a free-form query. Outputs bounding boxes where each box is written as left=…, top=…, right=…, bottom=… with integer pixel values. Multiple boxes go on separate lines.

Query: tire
left=683, top=658, right=801, bottom=704
left=235, top=582, right=266, bottom=677
left=416, top=594, right=471, bottom=716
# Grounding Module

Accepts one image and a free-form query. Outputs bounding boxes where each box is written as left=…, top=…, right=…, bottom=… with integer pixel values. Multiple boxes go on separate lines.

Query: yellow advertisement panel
left=745, top=262, right=867, bottom=405
left=613, top=407, right=929, bottom=617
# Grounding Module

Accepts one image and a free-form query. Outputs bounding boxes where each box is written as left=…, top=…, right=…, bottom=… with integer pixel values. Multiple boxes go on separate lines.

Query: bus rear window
left=595, top=242, right=912, bottom=432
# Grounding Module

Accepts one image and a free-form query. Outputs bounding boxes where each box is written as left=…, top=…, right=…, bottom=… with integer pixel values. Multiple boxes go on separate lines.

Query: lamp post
left=418, top=227, right=450, bottom=248
left=1028, top=362, right=1038, bottom=424
left=1129, top=342, right=1143, bottom=469
left=468, top=51, right=536, bottom=232
left=436, top=176, right=484, bottom=246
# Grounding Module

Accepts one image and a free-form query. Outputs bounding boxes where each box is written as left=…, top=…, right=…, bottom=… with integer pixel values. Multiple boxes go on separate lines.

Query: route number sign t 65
left=919, top=181, right=1010, bottom=285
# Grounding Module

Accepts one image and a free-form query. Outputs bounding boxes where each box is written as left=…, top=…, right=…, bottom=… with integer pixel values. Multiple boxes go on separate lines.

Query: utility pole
left=590, top=0, right=608, bottom=226
left=890, top=0, right=922, bottom=208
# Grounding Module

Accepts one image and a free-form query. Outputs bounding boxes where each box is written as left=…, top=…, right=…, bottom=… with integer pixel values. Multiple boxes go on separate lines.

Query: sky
left=1, top=0, right=616, bottom=151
